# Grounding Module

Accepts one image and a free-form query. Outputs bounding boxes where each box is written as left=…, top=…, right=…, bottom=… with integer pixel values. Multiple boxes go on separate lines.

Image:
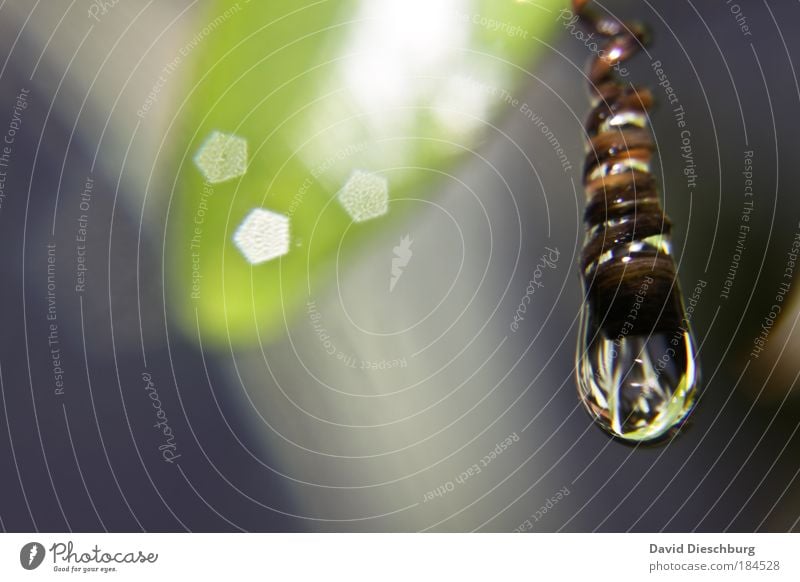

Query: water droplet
left=337, top=169, right=389, bottom=222
left=576, top=285, right=700, bottom=442
left=194, top=131, right=248, bottom=183
left=233, top=208, right=290, bottom=264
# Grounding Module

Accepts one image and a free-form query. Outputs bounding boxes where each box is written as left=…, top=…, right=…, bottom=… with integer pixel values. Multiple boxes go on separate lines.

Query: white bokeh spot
left=233, top=208, right=290, bottom=265
left=193, top=131, right=248, bottom=183
left=337, top=170, right=389, bottom=222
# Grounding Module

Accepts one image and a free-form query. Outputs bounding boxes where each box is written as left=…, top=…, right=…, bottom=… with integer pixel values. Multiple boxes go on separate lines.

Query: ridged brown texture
left=573, top=0, right=685, bottom=338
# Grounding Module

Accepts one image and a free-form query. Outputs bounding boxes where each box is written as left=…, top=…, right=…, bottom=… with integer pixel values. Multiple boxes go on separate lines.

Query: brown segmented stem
left=572, top=0, right=685, bottom=337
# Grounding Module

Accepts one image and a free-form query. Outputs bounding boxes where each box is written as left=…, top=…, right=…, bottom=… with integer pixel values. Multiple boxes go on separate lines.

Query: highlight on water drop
left=576, top=267, right=699, bottom=442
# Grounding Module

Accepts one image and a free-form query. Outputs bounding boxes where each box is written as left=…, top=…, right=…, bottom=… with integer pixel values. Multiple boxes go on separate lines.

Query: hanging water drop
left=569, top=0, right=701, bottom=443
left=576, top=269, right=699, bottom=442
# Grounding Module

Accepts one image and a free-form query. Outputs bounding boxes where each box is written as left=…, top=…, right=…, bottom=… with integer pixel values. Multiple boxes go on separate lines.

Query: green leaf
left=169, top=0, right=565, bottom=348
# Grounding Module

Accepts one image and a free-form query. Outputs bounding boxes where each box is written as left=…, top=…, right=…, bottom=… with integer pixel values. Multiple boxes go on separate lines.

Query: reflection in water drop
left=577, top=293, right=699, bottom=442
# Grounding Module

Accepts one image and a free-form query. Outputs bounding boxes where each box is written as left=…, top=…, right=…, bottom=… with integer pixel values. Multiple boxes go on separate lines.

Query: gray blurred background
left=0, top=0, right=799, bottom=532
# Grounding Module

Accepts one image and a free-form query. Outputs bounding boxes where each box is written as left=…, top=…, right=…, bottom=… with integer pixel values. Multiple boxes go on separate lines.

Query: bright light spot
left=343, top=0, right=467, bottom=122
left=194, top=131, right=248, bottom=183
left=433, top=74, right=494, bottom=134
left=233, top=208, right=290, bottom=264
left=337, top=170, right=389, bottom=222
left=295, top=0, right=487, bottom=184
